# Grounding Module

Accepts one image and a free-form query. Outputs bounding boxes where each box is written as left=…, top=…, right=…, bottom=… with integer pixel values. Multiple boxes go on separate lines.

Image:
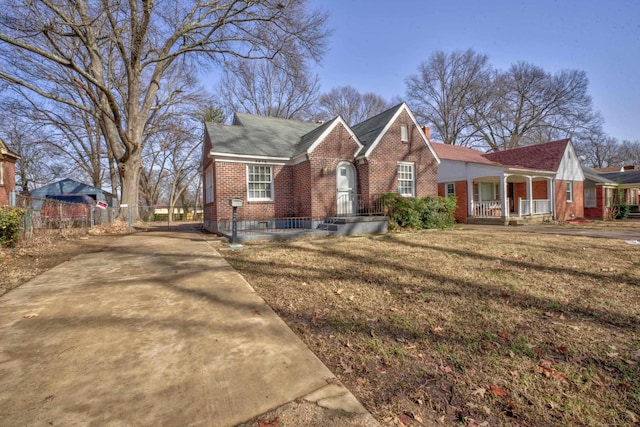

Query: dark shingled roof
left=351, top=103, right=404, bottom=156
left=599, top=170, right=640, bottom=185
left=582, top=166, right=616, bottom=184
left=483, top=139, right=570, bottom=171
left=292, top=117, right=340, bottom=157
left=206, top=113, right=321, bottom=158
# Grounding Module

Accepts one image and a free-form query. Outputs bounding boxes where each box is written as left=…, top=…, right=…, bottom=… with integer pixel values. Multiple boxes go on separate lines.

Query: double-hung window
left=584, top=187, right=596, bottom=208
left=397, top=162, right=415, bottom=197
left=205, top=166, right=214, bottom=204
left=247, top=165, right=273, bottom=201
left=566, top=181, right=573, bottom=202
left=445, top=183, right=455, bottom=197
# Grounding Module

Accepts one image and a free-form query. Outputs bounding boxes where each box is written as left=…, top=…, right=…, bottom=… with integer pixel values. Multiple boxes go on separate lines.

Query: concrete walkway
left=0, top=226, right=378, bottom=426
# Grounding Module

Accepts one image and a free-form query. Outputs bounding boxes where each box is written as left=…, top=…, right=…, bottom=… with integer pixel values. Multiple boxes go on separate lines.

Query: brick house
left=202, top=103, right=440, bottom=234
left=0, top=138, right=19, bottom=206
left=583, top=166, right=640, bottom=219
left=433, top=139, right=584, bottom=223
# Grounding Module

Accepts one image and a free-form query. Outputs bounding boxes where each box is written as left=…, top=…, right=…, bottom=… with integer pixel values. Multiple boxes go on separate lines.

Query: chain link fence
left=11, top=194, right=203, bottom=241
left=14, top=194, right=118, bottom=240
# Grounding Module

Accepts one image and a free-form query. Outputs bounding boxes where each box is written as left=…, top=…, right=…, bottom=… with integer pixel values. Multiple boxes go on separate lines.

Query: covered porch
left=468, top=172, right=555, bottom=224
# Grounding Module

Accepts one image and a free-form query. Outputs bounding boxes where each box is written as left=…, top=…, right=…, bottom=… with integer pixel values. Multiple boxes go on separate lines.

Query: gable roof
left=206, top=113, right=321, bottom=158
left=351, top=103, right=404, bottom=155
left=352, top=103, right=440, bottom=162
left=432, top=142, right=498, bottom=165
left=483, top=139, right=570, bottom=171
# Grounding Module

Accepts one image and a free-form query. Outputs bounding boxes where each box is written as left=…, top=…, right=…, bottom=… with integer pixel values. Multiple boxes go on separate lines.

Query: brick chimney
left=421, top=126, right=431, bottom=140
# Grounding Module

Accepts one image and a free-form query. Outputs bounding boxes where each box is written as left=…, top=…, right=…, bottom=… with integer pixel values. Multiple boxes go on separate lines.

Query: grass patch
left=223, top=228, right=640, bottom=426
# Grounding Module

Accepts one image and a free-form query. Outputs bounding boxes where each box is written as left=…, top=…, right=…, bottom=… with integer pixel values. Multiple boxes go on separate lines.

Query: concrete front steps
left=318, top=216, right=388, bottom=235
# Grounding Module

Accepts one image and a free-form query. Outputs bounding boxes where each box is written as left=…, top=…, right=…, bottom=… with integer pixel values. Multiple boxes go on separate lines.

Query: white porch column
left=500, top=175, right=509, bottom=219
left=526, top=176, right=533, bottom=216
left=550, top=178, right=556, bottom=219
left=467, top=179, right=474, bottom=217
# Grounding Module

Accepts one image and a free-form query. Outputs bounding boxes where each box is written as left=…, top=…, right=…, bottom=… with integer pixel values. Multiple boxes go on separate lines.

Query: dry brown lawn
left=223, top=228, right=640, bottom=426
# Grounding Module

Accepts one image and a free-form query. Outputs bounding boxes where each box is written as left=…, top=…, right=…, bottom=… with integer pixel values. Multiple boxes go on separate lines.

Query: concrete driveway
left=0, top=226, right=377, bottom=426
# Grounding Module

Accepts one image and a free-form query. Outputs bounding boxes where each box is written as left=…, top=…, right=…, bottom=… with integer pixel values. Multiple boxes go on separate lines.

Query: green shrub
left=613, top=202, right=630, bottom=219
left=381, top=193, right=456, bottom=229
left=0, top=207, right=25, bottom=247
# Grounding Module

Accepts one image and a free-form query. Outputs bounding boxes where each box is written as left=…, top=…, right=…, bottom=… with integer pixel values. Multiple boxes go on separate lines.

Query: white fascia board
left=290, top=153, right=309, bottom=165
left=361, top=103, right=441, bottom=164
left=505, top=167, right=557, bottom=177
left=306, top=116, right=363, bottom=157
left=210, top=151, right=290, bottom=162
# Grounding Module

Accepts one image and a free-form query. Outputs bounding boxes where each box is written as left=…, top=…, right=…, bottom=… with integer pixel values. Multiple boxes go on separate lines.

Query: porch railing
left=336, top=192, right=386, bottom=216
left=471, top=200, right=503, bottom=217
left=518, top=199, right=551, bottom=216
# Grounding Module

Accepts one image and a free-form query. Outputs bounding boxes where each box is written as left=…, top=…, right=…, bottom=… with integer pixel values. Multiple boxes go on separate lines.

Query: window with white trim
left=445, top=182, right=455, bottom=197
left=205, top=166, right=214, bottom=204
left=0, top=161, right=3, bottom=185
left=397, top=162, right=415, bottom=197
left=247, top=165, right=273, bottom=201
left=566, top=181, right=573, bottom=202
left=400, top=124, right=409, bottom=142
left=584, top=187, right=596, bottom=208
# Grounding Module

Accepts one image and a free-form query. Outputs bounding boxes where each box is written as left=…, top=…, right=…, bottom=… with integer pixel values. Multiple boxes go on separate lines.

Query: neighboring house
left=433, top=139, right=584, bottom=224
left=30, top=179, right=114, bottom=210
left=583, top=166, right=640, bottom=219
left=0, top=138, right=20, bottom=206
left=202, top=103, right=440, bottom=234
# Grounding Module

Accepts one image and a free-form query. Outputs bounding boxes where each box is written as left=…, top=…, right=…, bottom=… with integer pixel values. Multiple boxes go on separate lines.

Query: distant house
left=433, top=139, right=584, bottom=223
left=0, top=138, right=20, bottom=206
left=201, top=103, right=440, bottom=235
left=30, top=179, right=114, bottom=210
left=583, top=166, right=640, bottom=219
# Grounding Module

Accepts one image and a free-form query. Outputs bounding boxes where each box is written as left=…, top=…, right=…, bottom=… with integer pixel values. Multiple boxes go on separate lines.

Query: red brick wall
left=555, top=180, right=584, bottom=220
left=365, top=110, right=438, bottom=198
left=438, top=180, right=468, bottom=223
left=293, top=161, right=312, bottom=217
left=213, top=161, right=293, bottom=223
left=0, top=160, right=17, bottom=206
left=306, top=123, right=361, bottom=218
left=584, top=187, right=607, bottom=219
left=532, top=180, right=548, bottom=199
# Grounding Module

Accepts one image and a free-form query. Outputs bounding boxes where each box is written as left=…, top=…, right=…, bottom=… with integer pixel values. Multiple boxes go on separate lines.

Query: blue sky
left=307, top=0, right=640, bottom=141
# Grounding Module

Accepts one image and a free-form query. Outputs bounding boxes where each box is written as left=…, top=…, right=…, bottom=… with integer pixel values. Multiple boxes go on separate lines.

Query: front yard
left=223, top=228, right=640, bottom=426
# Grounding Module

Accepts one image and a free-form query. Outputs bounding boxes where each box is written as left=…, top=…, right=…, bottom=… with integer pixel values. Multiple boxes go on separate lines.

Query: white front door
left=336, top=162, right=356, bottom=215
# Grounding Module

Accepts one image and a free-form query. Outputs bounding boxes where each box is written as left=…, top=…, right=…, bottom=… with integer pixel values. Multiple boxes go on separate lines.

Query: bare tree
left=406, top=49, right=490, bottom=146
left=0, top=0, right=329, bottom=218
left=618, top=140, right=640, bottom=168
left=316, top=86, right=391, bottom=125
left=574, top=132, right=621, bottom=168
left=218, top=57, right=320, bottom=120
left=0, top=101, right=57, bottom=191
left=468, top=62, right=598, bottom=151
